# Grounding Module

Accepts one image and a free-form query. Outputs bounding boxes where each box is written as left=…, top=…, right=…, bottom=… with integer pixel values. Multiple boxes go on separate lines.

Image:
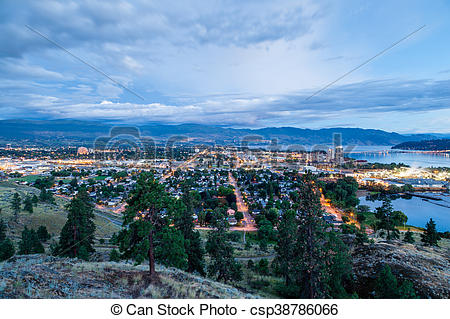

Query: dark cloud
left=0, top=0, right=318, bottom=58
left=0, top=1, right=448, bottom=132
left=4, top=78, right=449, bottom=127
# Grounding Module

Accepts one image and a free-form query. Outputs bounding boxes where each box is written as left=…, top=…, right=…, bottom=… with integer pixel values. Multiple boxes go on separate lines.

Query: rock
left=351, top=240, right=449, bottom=298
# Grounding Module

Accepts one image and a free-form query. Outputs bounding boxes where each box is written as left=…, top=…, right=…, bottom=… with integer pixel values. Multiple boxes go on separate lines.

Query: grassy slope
left=0, top=181, right=119, bottom=241
left=0, top=255, right=260, bottom=298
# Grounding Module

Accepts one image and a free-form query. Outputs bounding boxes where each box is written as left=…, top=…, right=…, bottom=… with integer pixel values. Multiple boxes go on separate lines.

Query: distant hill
left=0, top=119, right=437, bottom=147
left=392, top=139, right=450, bottom=151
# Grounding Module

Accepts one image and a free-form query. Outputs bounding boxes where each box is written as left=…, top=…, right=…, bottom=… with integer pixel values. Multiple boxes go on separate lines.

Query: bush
left=109, top=249, right=121, bottom=262
left=0, top=239, right=15, bottom=261
left=257, top=259, right=269, bottom=275
left=37, top=226, right=51, bottom=242
left=19, top=227, right=44, bottom=255
left=227, top=232, right=241, bottom=242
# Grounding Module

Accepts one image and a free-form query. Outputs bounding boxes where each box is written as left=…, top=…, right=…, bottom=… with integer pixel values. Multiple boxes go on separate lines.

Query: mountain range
left=0, top=119, right=442, bottom=147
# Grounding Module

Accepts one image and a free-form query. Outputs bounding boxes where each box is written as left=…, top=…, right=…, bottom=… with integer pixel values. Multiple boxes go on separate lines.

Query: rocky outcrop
left=0, top=255, right=259, bottom=299
left=352, top=241, right=449, bottom=298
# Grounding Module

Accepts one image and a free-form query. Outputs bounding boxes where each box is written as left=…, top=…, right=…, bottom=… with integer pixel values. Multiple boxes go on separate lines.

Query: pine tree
left=187, top=230, right=206, bottom=275
left=206, top=207, right=241, bottom=283
left=18, top=227, right=44, bottom=254
left=421, top=218, right=440, bottom=246
left=117, top=172, right=170, bottom=281
left=294, top=173, right=329, bottom=298
left=375, top=199, right=400, bottom=240
left=39, top=188, right=55, bottom=204
left=0, top=218, right=14, bottom=261
left=324, top=231, right=353, bottom=298
left=37, top=225, right=51, bottom=242
left=175, top=189, right=205, bottom=275
left=403, top=229, right=415, bottom=244
left=109, top=249, right=120, bottom=262
left=23, top=196, right=33, bottom=214
left=374, top=264, right=399, bottom=298
left=155, top=227, right=188, bottom=270
left=31, top=194, right=39, bottom=205
left=375, top=264, right=416, bottom=298
left=0, top=238, right=15, bottom=261
left=274, top=209, right=297, bottom=286
left=54, top=188, right=96, bottom=260
left=0, top=218, right=6, bottom=242
left=11, top=193, right=21, bottom=222
left=280, top=172, right=353, bottom=298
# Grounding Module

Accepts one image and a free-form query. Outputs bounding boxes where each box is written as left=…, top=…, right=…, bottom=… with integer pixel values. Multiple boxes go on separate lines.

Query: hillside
left=392, top=139, right=450, bottom=151
left=0, top=119, right=436, bottom=147
left=352, top=240, right=450, bottom=299
left=0, top=255, right=259, bottom=298
left=0, top=181, right=119, bottom=241
left=0, top=241, right=448, bottom=298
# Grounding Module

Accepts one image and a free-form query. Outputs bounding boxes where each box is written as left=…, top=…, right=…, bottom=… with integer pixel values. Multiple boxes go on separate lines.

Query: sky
left=1, top=0, right=450, bottom=133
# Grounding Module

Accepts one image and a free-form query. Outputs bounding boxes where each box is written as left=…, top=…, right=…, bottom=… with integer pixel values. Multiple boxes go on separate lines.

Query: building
left=334, top=145, right=344, bottom=164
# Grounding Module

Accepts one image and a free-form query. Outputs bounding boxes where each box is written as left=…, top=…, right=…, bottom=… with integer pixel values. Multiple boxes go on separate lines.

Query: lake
left=359, top=194, right=450, bottom=232
left=346, top=146, right=450, bottom=168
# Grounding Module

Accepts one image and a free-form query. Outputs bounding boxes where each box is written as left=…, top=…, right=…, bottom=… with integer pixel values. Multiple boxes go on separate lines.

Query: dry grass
left=0, top=182, right=119, bottom=242
left=0, top=255, right=260, bottom=299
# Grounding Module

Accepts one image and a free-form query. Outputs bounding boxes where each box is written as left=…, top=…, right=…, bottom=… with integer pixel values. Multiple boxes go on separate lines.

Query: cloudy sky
left=1, top=0, right=450, bottom=133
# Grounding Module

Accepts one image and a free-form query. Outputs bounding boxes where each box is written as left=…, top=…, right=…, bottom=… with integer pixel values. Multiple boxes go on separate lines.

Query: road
left=228, top=172, right=257, bottom=232
left=320, top=194, right=343, bottom=221
left=161, top=149, right=207, bottom=181
left=320, top=194, right=373, bottom=234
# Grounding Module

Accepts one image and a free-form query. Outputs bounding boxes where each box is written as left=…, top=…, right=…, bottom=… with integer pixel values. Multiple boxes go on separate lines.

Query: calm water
left=359, top=194, right=450, bottom=232
left=346, top=146, right=450, bottom=168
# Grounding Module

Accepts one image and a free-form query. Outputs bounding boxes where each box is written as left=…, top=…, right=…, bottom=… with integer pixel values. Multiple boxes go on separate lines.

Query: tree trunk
left=73, top=225, right=77, bottom=257
left=147, top=228, right=158, bottom=281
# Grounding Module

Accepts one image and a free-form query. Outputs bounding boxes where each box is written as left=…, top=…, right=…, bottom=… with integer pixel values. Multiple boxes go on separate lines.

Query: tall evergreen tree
left=23, top=196, right=33, bottom=214
left=323, top=231, right=353, bottom=298
left=37, top=225, right=51, bottom=242
left=0, top=238, right=15, bottom=261
left=11, top=193, right=21, bottom=222
left=155, top=227, right=188, bottom=270
left=117, top=172, right=170, bottom=281
left=174, top=188, right=206, bottom=275
left=54, top=188, right=96, bottom=260
left=188, top=230, right=206, bottom=275
left=0, top=218, right=14, bottom=261
left=375, top=264, right=416, bottom=298
left=278, top=173, right=353, bottom=298
left=0, top=218, right=6, bottom=242
left=274, top=209, right=297, bottom=286
left=421, top=218, right=440, bottom=246
left=18, top=227, right=44, bottom=254
left=206, top=207, right=241, bottom=283
left=294, top=173, right=329, bottom=298
left=375, top=199, right=400, bottom=240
